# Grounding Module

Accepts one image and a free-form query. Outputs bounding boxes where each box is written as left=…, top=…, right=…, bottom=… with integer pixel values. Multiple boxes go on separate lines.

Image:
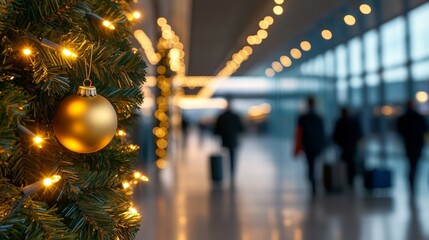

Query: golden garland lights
left=134, top=17, right=187, bottom=170
left=265, top=2, right=373, bottom=77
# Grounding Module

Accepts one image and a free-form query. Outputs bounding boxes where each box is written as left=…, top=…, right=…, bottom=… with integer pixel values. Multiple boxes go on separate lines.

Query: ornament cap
left=77, top=85, right=97, bottom=97
left=77, top=79, right=97, bottom=97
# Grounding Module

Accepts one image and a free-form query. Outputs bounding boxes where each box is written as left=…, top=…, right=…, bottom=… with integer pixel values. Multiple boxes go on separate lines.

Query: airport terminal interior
left=131, top=0, right=429, bottom=239
left=2, top=0, right=429, bottom=239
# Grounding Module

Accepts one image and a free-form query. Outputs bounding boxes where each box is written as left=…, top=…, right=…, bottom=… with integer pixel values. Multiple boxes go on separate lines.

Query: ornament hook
left=83, top=79, right=92, bottom=87
left=83, top=44, right=94, bottom=85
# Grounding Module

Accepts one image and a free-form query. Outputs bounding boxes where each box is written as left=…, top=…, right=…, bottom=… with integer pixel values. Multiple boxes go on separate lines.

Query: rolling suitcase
left=323, top=161, right=348, bottom=193
left=364, top=168, right=392, bottom=190
left=210, top=154, right=223, bottom=182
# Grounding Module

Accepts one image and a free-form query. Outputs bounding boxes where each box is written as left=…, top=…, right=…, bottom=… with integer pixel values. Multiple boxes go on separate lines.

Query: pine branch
left=21, top=199, right=73, bottom=240
left=0, top=178, right=21, bottom=221
left=62, top=190, right=118, bottom=239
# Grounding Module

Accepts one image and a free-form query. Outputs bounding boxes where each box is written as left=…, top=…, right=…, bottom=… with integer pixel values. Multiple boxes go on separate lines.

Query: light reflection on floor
left=134, top=128, right=429, bottom=240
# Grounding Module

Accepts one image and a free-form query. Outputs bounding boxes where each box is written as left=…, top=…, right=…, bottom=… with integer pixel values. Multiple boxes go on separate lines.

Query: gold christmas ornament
left=53, top=81, right=117, bottom=153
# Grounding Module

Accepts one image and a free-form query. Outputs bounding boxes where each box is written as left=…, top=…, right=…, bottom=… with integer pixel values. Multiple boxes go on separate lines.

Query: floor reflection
left=134, top=128, right=429, bottom=240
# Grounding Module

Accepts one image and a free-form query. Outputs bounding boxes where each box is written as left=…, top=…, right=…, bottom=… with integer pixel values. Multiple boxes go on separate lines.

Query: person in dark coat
left=396, top=100, right=428, bottom=194
left=214, top=101, right=244, bottom=179
left=333, top=107, right=362, bottom=187
left=296, top=96, right=325, bottom=195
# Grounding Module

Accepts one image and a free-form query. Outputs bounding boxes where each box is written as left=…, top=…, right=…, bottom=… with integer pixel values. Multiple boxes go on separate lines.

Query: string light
left=265, top=68, right=275, bottom=77
left=117, top=130, right=127, bottom=137
left=132, top=11, right=141, bottom=19
left=280, top=56, right=292, bottom=67
left=157, top=17, right=167, bottom=26
left=264, top=16, right=274, bottom=25
left=32, top=136, right=43, bottom=148
left=272, top=61, right=283, bottom=72
left=122, top=181, right=130, bottom=189
left=290, top=48, right=302, bottom=59
left=23, top=48, right=32, bottom=56
left=273, top=6, right=284, bottom=15
left=344, top=15, right=356, bottom=26
left=321, top=29, right=333, bottom=40
left=141, top=175, right=149, bottom=182
left=259, top=20, right=269, bottom=29
left=43, top=175, right=61, bottom=187
left=416, top=91, right=428, bottom=103
left=300, top=41, right=311, bottom=51
left=40, top=39, right=78, bottom=58
left=102, top=20, right=115, bottom=30
left=61, top=48, right=78, bottom=58
left=133, top=171, right=141, bottom=179
left=274, top=0, right=284, bottom=4
left=129, top=207, right=139, bottom=215
left=359, top=4, right=372, bottom=15
left=257, top=30, right=268, bottom=39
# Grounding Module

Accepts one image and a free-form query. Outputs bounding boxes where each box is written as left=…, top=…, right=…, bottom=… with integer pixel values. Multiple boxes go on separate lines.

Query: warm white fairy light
left=43, top=175, right=61, bottom=187
left=102, top=20, right=115, bottom=30
left=23, top=48, right=32, bottom=56
left=133, top=171, right=141, bottom=179
left=132, top=11, right=141, bottom=19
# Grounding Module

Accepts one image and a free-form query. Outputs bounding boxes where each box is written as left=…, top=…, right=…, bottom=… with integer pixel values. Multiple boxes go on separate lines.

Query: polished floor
left=134, top=128, right=429, bottom=240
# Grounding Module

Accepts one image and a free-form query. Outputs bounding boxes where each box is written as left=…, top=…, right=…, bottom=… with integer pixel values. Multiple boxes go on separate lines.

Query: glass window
left=349, top=37, right=362, bottom=76
left=314, top=55, right=325, bottom=76
left=315, top=55, right=325, bottom=76
left=412, top=60, right=429, bottom=81
left=336, top=45, right=348, bottom=78
left=409, top=2, right=429, bottom=61
left=383, top=67, right=407, bottom=82
left=300, top=62, right=308, bottom=75
left=363, top=30, right=379, bottom=73
left=366, top=73, right=380, bottom=87
left=350, top=77, right=363, bottom=89
left=337, top=79, right=348, bottom=104
left=380, top=16, right=406, bottom=68
left=324, top=51, right=335, bottom=77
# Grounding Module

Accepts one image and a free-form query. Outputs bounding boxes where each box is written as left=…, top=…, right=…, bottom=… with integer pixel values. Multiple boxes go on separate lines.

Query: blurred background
left=124, top=0, right=429, bottom=239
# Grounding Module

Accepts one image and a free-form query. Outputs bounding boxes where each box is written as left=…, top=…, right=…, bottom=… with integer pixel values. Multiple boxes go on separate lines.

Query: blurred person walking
left=214, top=100, right=244, bottom=180
left=396, top=100, right=428, bottom=195
left=333, top=107, right=362, bottom=187
left=295, top=96, right=325, bottom=195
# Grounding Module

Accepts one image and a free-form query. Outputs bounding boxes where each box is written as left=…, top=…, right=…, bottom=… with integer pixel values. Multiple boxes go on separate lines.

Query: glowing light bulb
left=23, top=48, right=32, bottom=56
left=134, top=171, right=142, bottom=179
left=344, top=15, right=356, bottom=26
left=133, top=11, right=141, bottom=19
left=274, top=0, right=284, bottom=4
left=43, top=175, right=61, bottom=187
left=290, top=48, right=302, bottom=59
left=102, top=20, right=115, bottom=30
left=141, top=176, right=149, bottom=182
left=61, top=48, right=77, bottom=58
left=157, top=17, right=167, bottom=26
left=33, top=136, right=43, bottom=144
left=117, top=130, right=127, bottom=137
left=280, top=56, right=292, bottom=67
left=43, top=178, right=52, bottom=186
left=321, top=29, right=333, bottom=40
left=123, top=181, right=130, bottom=189
left=416, top=91, right=429, bottom=103
left=300, top=41, right=311, bottom=51
left=273, top=6, right=283, bottom=15
left=264, top=16, right=274, bottom=25
left=129, top=207, right=138, bottom=215
left=265, top=68, right=275, bottom=78
left=359, top=4, right=372, bottom=15
left=272, top=61, right=283, bottom=72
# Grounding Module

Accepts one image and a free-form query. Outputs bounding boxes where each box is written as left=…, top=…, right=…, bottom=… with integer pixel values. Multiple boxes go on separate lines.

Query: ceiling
left=187, top=0, right=344, bottom=76
left=134, top=0, right=344, bottom=77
